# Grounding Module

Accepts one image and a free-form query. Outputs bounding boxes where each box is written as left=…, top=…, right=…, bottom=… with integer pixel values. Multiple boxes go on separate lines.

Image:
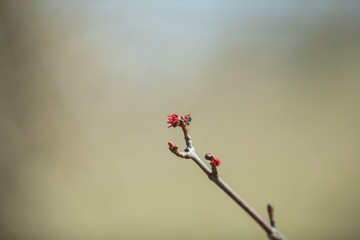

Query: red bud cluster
left=167, top=113, right=192, bottom=128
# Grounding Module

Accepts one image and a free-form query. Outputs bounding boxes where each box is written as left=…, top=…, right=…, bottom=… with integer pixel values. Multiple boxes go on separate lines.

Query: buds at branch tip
left=168, top=141, right=178, bottom=149
left=268, top=204, right=276, bottom=228
left=167, top=114, right=180, bottom=128
left=268, top=204, right=274, bottom=215
left=181, top=113, right=192, bottom=125
left=167, top=113, right=191, bottom=128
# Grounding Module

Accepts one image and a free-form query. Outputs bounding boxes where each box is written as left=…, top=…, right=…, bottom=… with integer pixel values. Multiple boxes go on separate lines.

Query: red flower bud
left=167, top=114, right=180, bottom=128
left=210, top=158, right=221, bottom=167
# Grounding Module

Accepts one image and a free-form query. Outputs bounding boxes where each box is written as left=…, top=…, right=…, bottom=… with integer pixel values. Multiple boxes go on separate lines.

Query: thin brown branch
left=182, top=125, right=193, bottom=149
left=167, top=114, right=287, bottom=240
left=268, top=204, right=276, bottom=228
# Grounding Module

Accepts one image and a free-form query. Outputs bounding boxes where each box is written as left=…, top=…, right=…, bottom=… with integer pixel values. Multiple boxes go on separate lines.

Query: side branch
left=268, top=204, right=276, bottom=228
left=168, top=141, right=190, bottom=159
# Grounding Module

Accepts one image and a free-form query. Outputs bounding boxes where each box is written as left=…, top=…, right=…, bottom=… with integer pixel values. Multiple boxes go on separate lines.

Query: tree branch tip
left=267, top=203, right=276, bottom=228
left=267, top=204, right=274, bottom=214
left=168, top=141, right=178, bottom=152
left=168, top=141, right=177, bottom=148
left=167, top=113, right=192, bottom=129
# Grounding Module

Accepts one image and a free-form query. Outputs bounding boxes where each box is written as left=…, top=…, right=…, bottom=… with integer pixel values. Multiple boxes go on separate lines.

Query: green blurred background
left=1, top=1, right=360, bottom=239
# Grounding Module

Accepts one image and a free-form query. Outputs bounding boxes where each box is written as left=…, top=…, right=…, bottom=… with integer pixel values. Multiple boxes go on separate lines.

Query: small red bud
left=167, top=114, right=180, bottom=128
left=210, top=158, right=221, bottom=167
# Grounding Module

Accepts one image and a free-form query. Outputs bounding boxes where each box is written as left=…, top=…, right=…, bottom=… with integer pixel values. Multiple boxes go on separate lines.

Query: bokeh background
left=1, top=1, right=360, bottom=240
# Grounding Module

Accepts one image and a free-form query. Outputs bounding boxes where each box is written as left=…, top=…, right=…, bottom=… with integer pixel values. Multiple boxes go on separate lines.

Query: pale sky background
left=1, top=1, right=360, bottom=240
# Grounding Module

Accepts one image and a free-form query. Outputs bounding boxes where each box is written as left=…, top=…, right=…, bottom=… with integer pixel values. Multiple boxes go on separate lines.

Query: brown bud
left=267, top=204, right=274, bottom=214
left=205, top=153, right=214, bottom=160
left=168, top=141, right=177, bottom=149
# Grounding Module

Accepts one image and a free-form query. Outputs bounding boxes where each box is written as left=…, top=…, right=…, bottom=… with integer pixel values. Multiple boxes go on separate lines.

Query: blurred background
left=1, top=1, right=360, bottom=240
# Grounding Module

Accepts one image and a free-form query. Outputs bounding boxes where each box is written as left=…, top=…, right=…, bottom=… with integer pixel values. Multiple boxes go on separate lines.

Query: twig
left=268, top=204, right=276, bottom=228
left=167, top=114, right=287, bottom=240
